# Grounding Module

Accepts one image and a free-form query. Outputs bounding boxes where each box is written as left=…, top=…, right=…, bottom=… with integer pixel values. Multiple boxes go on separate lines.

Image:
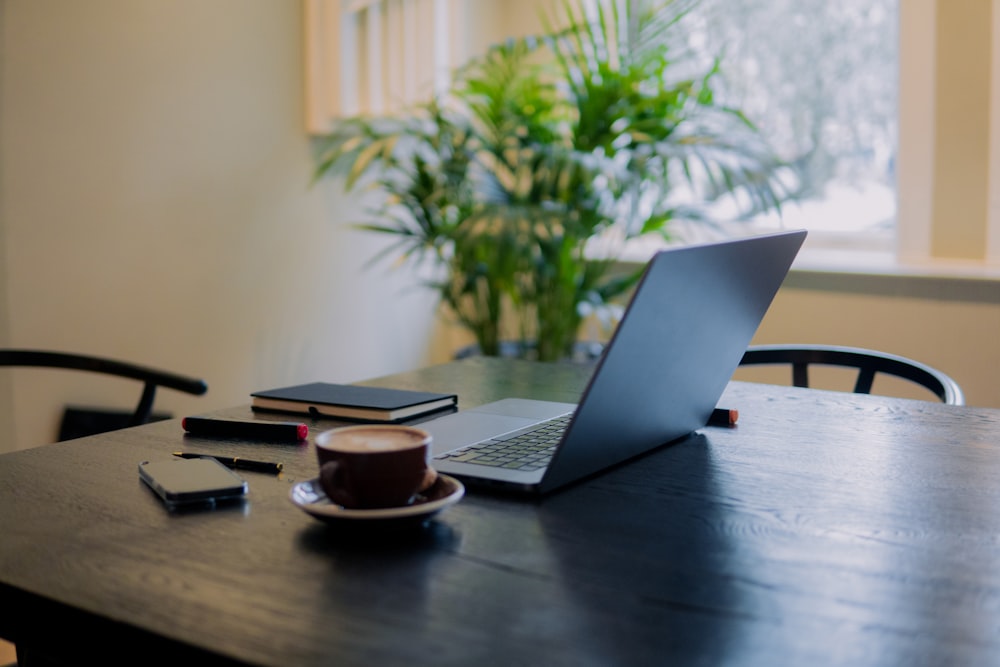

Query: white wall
left=0, top=1, right=12, bottom=452
left=0, top=0, right=441, bottom=451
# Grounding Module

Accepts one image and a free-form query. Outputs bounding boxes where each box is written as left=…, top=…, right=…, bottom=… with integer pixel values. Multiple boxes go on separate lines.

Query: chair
left=1, top=350, right=208, bottom=665
left=0, top=349, right=209, bottom=437
left=738, top=344, right=965, bottom=405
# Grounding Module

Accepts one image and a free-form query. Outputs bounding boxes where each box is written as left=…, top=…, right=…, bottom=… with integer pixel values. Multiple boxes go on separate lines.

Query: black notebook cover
left=250, top=382, right=457, bottom=423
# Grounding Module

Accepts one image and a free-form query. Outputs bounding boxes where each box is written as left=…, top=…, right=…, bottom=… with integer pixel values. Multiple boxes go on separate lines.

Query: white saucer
left=289, top=473, right=464, bottom=526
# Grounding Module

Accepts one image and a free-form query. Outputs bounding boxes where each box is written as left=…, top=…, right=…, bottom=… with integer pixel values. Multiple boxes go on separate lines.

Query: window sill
left=609, top=239, right=1000, bottom=304
left=786, top=247, right=1000, bottom=304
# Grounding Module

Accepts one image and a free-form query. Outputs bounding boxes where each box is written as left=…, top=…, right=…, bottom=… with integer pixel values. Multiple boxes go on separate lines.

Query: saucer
left=289, top=473, right=465, bottom=527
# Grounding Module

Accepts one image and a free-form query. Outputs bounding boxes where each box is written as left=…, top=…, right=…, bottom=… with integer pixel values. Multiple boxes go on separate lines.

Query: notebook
left=422, top=229, right=807, bottom=494
left=251, top=382, right=457, bottom=422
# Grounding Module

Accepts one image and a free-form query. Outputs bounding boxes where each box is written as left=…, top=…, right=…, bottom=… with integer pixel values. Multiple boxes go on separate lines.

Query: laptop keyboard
left=434, top=414, right=572, bottom=472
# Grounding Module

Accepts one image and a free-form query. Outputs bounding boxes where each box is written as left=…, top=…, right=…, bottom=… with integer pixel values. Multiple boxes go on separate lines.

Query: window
left=304, top=0, right=467, bottom=133
left=897, top=0, right=1000, bottom=266
left=693, top=0, right=898, bottom=253
left=305, top=0, right=1000, bottom=270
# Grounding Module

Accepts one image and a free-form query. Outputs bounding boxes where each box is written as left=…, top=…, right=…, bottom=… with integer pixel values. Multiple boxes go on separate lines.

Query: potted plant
left=313, top=0, right=788, bottom=362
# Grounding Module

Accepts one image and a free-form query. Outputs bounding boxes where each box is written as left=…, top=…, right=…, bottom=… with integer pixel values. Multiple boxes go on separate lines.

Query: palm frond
left=311, top=0, right=789, bottom=361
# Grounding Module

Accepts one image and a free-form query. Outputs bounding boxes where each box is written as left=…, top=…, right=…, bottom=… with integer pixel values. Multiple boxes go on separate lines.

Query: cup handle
left=418, top=466, right=438, bottom=493
left=319, top=461, right=357, bottom=508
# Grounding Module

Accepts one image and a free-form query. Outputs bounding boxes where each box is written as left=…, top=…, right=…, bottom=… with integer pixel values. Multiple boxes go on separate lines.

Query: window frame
left=897, top=0, right=999, bottom=269
left=304, top=0, right=1000, bottom=278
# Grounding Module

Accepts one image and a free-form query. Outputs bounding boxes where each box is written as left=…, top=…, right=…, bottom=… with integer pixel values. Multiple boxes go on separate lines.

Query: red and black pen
left=708, top=408, right=739, bottom=426
left=182, top=416, right=308, bottom=442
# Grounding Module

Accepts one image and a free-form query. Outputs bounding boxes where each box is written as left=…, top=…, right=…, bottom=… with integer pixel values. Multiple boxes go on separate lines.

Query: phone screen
left=139, top=458, right=248, bottom=509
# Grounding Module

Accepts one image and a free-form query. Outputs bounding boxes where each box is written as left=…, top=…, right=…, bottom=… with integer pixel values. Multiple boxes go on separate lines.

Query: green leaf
left=308, top=0, right=789, bottom=360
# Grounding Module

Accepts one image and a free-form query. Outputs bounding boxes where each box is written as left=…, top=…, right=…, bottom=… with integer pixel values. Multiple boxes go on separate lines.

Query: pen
left=708, top=407, right=739, bottom=426
left=182, top=416, right=308, bottom=442
left=173, top=451, right=283, bottom=474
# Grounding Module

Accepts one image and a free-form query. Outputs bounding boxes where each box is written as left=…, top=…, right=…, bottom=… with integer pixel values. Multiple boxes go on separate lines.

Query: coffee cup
left=314, top=424, right=437, bottom=509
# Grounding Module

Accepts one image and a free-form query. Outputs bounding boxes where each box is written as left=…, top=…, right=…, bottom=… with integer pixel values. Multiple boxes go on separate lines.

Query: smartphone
left=138, top=458, right=248, bottom=509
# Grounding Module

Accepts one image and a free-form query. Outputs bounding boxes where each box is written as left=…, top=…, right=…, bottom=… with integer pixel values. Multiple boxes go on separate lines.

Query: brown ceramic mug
left=314, top=425, right=437, bottom=509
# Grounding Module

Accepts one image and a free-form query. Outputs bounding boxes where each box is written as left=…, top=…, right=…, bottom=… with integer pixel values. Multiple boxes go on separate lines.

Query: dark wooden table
left=2, top=357, right=1000, bottom=666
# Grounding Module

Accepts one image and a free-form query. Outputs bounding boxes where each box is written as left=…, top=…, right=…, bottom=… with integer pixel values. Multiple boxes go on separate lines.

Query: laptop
left=423, top=229, right=807, bottom=494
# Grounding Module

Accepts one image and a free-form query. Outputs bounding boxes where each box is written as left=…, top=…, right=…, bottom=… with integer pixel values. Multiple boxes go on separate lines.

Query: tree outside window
left=689, top=0, right=898, bottom=245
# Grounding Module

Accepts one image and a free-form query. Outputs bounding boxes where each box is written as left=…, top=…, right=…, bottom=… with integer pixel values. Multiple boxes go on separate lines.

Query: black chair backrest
left=739, top=344, right=964, bottom=405
left=0, top=349, right=208, bottom=428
